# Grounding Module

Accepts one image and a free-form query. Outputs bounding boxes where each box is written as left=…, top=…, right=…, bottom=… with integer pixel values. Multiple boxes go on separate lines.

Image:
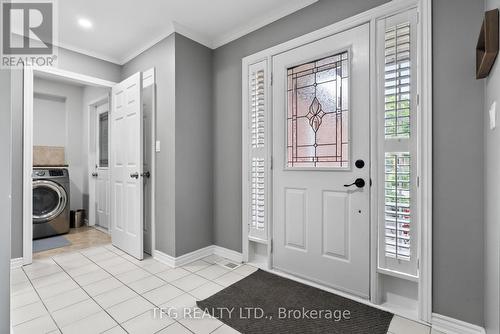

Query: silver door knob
left=130, top=172, right=139, bottom=179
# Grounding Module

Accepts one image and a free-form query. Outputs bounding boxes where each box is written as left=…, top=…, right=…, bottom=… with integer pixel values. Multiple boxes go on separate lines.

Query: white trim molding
left=153, top=245, right=243, bottom=268
left=10, top=258, right=23, bottom=270
left=432, top=314, right=486, bottom=334
left=211, top=0, right=318, bottom=49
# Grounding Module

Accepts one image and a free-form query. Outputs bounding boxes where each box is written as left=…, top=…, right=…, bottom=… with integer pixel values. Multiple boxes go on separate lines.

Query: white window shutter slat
left=248, top=60, right=268, bottom=241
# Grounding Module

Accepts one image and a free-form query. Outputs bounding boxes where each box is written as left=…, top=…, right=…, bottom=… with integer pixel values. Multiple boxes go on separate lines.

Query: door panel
left=273, top=24, right=370, bottom=297
left=284, top=188, right=307, bottom=250
left=111, top=72, right=143, bottom=260
left=322, top=191, right=349, bottom=259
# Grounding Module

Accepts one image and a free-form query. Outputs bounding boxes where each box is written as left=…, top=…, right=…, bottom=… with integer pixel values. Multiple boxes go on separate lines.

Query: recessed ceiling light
left=78, top=18, right=93, bottom=29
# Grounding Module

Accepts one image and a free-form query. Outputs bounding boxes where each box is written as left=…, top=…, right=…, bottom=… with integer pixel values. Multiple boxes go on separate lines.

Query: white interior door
left=110, top=72, right=144, bottom=259
left=95, top=103, right=110, bottom=230
left=272, top=24, right=370, bottom=297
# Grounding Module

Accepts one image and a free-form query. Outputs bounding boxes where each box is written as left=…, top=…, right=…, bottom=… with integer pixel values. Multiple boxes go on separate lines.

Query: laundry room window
left=99, top=112, right=109, bottom=167
left=377, top=9, right=418, bottom=277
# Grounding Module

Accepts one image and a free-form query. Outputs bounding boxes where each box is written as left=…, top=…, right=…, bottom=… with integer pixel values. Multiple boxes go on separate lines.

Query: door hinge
left=270, top=239, right=273, bottom=253
left=270, top=72, right=273, bottom=86
left=270, top=156, right=273, bottom=170
left=417, top=176, right=420, bottom=188
left=417, top=258, right=420, bottom=271
left=416, top=94, right=420, bottom=106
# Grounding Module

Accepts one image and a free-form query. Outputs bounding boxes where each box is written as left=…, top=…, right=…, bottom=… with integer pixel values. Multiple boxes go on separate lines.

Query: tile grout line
left=81, top=249, right=193, bottom=333
left=51, top=251, right=129, bottom=333
left=53, top=245, right=249, bottom=332
left=19, top=260, right=63, bottom=332
left=107, top=247, right=238, bottom=333
left=17, top=245, right=249, bottom=334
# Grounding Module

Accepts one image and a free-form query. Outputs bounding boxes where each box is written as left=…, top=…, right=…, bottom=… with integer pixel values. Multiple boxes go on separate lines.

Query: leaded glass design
left=384, top=22, right=411, bottom=138
left=384, top=152, right=411, bottom=261
left=286, top=51, right=349, bottom=168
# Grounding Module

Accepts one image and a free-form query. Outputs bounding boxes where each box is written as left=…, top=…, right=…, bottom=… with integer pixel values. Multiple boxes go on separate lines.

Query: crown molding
left=211, top=0, right=318, bottom=48
left=35, top=0, right=319, bottom=65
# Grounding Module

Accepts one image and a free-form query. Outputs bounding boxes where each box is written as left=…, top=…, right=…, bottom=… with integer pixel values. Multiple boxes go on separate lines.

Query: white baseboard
left=152, top=250, right=176, bottom=267
left=213, top=246, right=243, bottom=263
left=153, top=245, right=243, bottom=268
left=432, top=313, right=485, bottom=334
left=10, top=258, right=23, bottom=270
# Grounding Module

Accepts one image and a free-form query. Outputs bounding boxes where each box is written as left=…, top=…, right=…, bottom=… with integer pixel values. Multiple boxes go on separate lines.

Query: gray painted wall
left=122, top=35, right=177, bottom=256
left=10, top=47, right=121, bottom=258
left=0, top=68, right=12, bottom=333
left=122, top=33, right=214, bottom=257
left=484, top=1, right=500, bottom=333
left=174, top=34, right=214, bottom=256
left=432, top=0, right=485, bottom=326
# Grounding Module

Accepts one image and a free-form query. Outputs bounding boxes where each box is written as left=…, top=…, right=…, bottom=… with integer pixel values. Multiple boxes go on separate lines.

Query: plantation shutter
left=247, top=60, right=268, bottom=241
left=377, top=9, right=418, bottom=276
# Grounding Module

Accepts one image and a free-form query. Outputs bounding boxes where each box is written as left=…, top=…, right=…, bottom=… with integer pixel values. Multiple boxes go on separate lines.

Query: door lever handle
left=130, top=172, right=139, bottom=179
left=344, top=178, right=365, bottom=188
left=91, top=172, right=98, bottom=177
left=141, top=171, right=150, bottom=178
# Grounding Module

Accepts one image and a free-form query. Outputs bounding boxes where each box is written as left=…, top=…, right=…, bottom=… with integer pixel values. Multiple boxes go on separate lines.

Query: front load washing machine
left=32, top=168, right=70, bottom=239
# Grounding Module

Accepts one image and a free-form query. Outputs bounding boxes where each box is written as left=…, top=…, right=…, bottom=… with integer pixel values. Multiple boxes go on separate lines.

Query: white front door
left=272, top=24, right=370, bottom=297
left=110, top=72, right=144, bottom=260
left=95, top=102, right=110, bottom=230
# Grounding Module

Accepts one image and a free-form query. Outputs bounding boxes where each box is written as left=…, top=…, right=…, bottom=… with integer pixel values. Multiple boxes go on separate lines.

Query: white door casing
left=110, top=72, right=144, bottom=259
left=272, top=24, right=370, bottom=297
left=95, top=102, right=110, bottom=230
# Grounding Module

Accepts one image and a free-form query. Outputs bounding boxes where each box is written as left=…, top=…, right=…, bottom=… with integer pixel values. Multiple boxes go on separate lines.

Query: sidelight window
left=378, top=9, right=418, bottom=277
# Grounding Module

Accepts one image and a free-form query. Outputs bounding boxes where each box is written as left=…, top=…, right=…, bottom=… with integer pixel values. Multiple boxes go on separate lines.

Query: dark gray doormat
left=197, top=269, right=393, bottom=334
left=33, top=235, right=71, bottom=253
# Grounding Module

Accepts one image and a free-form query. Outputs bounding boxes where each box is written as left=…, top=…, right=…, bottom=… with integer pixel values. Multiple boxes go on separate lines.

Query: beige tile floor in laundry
left=12, top=242, right=439, bottom=334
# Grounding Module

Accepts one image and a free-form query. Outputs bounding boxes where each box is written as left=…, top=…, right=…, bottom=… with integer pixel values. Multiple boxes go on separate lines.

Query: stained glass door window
left=287, top=51, right=349, bottom=168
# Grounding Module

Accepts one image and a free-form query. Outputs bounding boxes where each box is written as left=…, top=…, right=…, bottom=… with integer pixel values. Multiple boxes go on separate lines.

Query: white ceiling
left=55, top=0, right=317, bottom=65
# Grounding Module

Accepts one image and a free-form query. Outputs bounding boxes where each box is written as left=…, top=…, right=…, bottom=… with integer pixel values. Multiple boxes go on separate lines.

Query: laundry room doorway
left=23, top=67, right=157, bottom=264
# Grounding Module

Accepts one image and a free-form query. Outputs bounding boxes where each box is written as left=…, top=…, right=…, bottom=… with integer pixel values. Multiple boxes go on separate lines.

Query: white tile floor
left=11, top=243, right=434, bottom=334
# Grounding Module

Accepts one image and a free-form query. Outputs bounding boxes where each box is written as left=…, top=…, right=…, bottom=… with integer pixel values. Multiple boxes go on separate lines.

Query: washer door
left=33, top=180, right=68, bottom=223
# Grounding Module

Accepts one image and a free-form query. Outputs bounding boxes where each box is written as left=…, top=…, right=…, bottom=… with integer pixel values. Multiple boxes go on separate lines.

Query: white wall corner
left=432, top=314, right=486, bottom=334
left=10, top=258, right=23, bottom=270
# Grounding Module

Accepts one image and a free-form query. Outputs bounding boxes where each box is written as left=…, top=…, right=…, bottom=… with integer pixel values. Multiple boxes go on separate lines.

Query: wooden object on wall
left=477, top=8, right=499, bottom=79
left=33, top=146, right=65, bottom=166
